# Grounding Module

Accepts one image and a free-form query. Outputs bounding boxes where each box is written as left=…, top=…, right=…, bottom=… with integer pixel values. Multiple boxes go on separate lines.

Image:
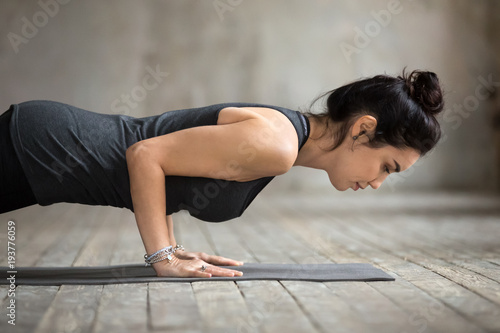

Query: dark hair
left=305, top=69, right=444, bottom=156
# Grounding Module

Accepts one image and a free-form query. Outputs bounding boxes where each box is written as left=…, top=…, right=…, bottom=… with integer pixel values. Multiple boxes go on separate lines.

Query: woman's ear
left=351, top=115, right=377, bottom=138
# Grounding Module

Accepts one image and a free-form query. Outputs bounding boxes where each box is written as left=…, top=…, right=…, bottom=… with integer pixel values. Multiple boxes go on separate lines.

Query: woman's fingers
left=189, top=260, right=243, bottom=277
left=174, top=251, right=244, bottom=267
left=155, top=256, right=243, bottom=278
left=185, top=259, right=243, bottom=277
left=204, top=265, right=243, bottom=277
left=200, top=253, right=244, bottom=266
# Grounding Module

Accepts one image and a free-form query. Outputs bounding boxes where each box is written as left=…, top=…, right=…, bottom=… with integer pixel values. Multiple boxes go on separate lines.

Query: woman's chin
left=330, top=182, right=348, bottom=191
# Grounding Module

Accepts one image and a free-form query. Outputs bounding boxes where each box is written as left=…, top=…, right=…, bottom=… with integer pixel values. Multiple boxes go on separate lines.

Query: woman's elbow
left=126, top=142, right=153, bottom=169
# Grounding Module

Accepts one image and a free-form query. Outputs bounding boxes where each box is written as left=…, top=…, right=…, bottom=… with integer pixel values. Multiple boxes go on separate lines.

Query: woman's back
left=9, top=101, right=309, bottom=221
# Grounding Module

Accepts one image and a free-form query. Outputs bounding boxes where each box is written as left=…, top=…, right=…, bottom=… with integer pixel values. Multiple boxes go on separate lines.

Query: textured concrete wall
left=0, top=0, right=498, bottom=193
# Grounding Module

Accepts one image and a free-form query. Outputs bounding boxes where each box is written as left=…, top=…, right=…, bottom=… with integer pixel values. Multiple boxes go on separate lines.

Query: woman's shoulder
left=219, top=106, right=299, bottom=145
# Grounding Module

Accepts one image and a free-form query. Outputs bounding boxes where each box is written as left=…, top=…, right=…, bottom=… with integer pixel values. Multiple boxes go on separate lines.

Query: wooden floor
left=1, top=190, right=500, bottom=333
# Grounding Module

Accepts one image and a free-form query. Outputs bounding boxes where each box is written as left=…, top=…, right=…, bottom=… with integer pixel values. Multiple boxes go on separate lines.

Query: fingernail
left=237, top=272, right=243, bottom=276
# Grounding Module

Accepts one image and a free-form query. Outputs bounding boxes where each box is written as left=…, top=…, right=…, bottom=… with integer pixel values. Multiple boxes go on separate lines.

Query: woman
left=0, top=69, right=443, bottom=278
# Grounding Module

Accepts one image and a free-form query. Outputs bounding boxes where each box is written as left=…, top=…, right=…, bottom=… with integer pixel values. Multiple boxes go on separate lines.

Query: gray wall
left=1, top=0, right=498, bottom=193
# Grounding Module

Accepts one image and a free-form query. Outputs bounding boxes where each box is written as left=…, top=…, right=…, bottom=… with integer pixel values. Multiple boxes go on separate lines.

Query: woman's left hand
left=174, top=250, right=244, bottom=267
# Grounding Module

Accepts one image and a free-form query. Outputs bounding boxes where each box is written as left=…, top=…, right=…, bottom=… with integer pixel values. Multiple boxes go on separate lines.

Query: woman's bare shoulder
left=127, top=106, right=299, bottom=181
left=218, top=106, right=298, bottom=139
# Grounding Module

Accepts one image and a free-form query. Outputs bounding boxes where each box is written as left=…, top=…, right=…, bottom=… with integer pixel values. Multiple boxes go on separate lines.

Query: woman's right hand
left=152, top=253, right=244, bottom=278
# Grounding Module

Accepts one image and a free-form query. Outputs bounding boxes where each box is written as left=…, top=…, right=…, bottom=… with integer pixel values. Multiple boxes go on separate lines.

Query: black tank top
left=9, top=101, right=309, bottom=222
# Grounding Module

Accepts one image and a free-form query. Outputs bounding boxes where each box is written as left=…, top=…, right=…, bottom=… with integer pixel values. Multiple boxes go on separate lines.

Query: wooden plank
left=148, top=282, right=203, bottom=332
left=34, top=206, right=120, bottom=333
left=139, top=213, right=206, bottom=333
left=0, top=286, right=59, bottom=333
left=352, top=215, right=500, bottom=306
left=197, top=219, right=256, bottom=264
left=108, top=210, right=205, bottom=332
left=0, top=204, right=60, bottom=254
left=366, top=212, right=499, bottom=256
left=324, top=281, right=410, bottom=333
left=274, top=200, right=489, bottom=333
left=253, top=199, right=436, bottom=333
left=487, top=258, right=500, bottom=266
left=0, top=205, right=85, bottom=332
left=257, top=199, right=420, bottom=333
left=280, top=280, right=372, bottom=333
left=237, top=280, right=319, bottom=333
left=18, top=205, right=80, bottom=266
left=92, top=284, right=148, bottom=333
left=0, top=285, right=7, bottom=303
left=251, top=204, right=394, bottom=333
left=372, top=214, right=500, bottom=284
left=109, top=209, right=145, bottom=265
left=324, top=214, right=500, bottom=332
left=35, top=205, right=104, bottom=267
left=72, top=208, right=123, bottom=266
left=310, top=219, right=487, bottom=333
left=0, top=204, right=71, bottom=266
left=248, top=201, right=394, bottom=333
left=34, top=285, right=103, bottom=333
left=223, top=211, right=296, bottom=263
left=401, top=253, right=500, bottom=306
left=175, top=211, right=216, bottom=254
left=176, top=213, right=254, bottom=332
left=201, top=212, right=319, bottom=333
left=245, top=203, right=332, bottom=265
left=368, top=277, right=484, bottom=333
left=89, top=209, right=149, bottom=333
left=191, top=281, right=250, bottom=332
left=5, top=191, right=497, bottom=333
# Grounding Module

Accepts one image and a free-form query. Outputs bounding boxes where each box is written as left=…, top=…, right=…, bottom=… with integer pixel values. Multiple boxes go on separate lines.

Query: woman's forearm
left=166, top=215, right=176, bottom=247
left=126, top=144, right=172, bottom=255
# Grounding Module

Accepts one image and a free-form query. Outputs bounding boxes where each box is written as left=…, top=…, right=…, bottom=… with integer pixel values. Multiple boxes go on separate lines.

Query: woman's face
left=326, top=142, right=420, bottom=191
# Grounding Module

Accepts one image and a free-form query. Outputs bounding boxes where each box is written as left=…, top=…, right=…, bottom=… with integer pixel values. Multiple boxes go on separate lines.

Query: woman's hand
left=153, top=251, right=244, bottom=278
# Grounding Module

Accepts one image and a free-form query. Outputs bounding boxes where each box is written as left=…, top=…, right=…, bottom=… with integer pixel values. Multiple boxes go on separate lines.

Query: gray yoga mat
left=0, top=263, right=394, bottom=285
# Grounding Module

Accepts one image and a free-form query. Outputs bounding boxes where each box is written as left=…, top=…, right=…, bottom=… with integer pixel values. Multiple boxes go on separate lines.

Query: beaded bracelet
left=173, top=244, right=185, bottom=252
left=144, top=244, right=185, bottom=266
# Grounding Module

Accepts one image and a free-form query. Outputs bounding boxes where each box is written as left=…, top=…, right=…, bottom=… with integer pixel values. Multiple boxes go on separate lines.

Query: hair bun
left=402, top=70, right=444, bottom=116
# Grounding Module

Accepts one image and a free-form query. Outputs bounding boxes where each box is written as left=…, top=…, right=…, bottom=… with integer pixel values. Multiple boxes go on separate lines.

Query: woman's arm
left=126, top=145, right=170, bottom=255
left=166, top=215, right=176, bottom=247
left=126, top=145, right=243, bottom=278
left=126, top=107, right=298, bottom=278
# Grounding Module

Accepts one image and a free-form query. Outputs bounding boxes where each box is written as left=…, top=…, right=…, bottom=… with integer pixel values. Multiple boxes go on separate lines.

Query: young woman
left=0, top=69, right=443, bottom=278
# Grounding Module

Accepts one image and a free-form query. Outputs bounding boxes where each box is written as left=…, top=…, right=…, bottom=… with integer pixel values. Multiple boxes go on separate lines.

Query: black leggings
left=0, top=106, right=38, bottom=213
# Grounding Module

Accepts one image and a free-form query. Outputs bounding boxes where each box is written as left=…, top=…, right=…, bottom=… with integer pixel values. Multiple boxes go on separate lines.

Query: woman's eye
left=385, top=166, right=390, bottom=174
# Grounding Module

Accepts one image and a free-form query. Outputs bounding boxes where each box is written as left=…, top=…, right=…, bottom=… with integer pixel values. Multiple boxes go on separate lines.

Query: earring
left=353, top=131, right=365, bottom=140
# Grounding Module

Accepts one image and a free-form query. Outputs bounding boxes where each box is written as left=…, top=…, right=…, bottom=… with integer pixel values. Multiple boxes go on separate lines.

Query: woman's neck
left=294, top=116, right=334, bottom=170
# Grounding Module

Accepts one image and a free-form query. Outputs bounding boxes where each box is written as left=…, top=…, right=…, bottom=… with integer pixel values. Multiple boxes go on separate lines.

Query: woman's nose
left=369, top=174, right=388, bottom=189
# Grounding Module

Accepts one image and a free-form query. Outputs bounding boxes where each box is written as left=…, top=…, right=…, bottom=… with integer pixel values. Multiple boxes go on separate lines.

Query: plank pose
left=0, top=70, right=443, bottom=278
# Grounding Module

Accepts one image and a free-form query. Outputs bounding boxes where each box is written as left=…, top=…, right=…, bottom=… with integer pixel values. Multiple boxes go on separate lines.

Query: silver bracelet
left=144, top=245, right=173, bottom=266
left=144, top=244, right=185, bottom=266
left=173, top=244, right=185, bottom=252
